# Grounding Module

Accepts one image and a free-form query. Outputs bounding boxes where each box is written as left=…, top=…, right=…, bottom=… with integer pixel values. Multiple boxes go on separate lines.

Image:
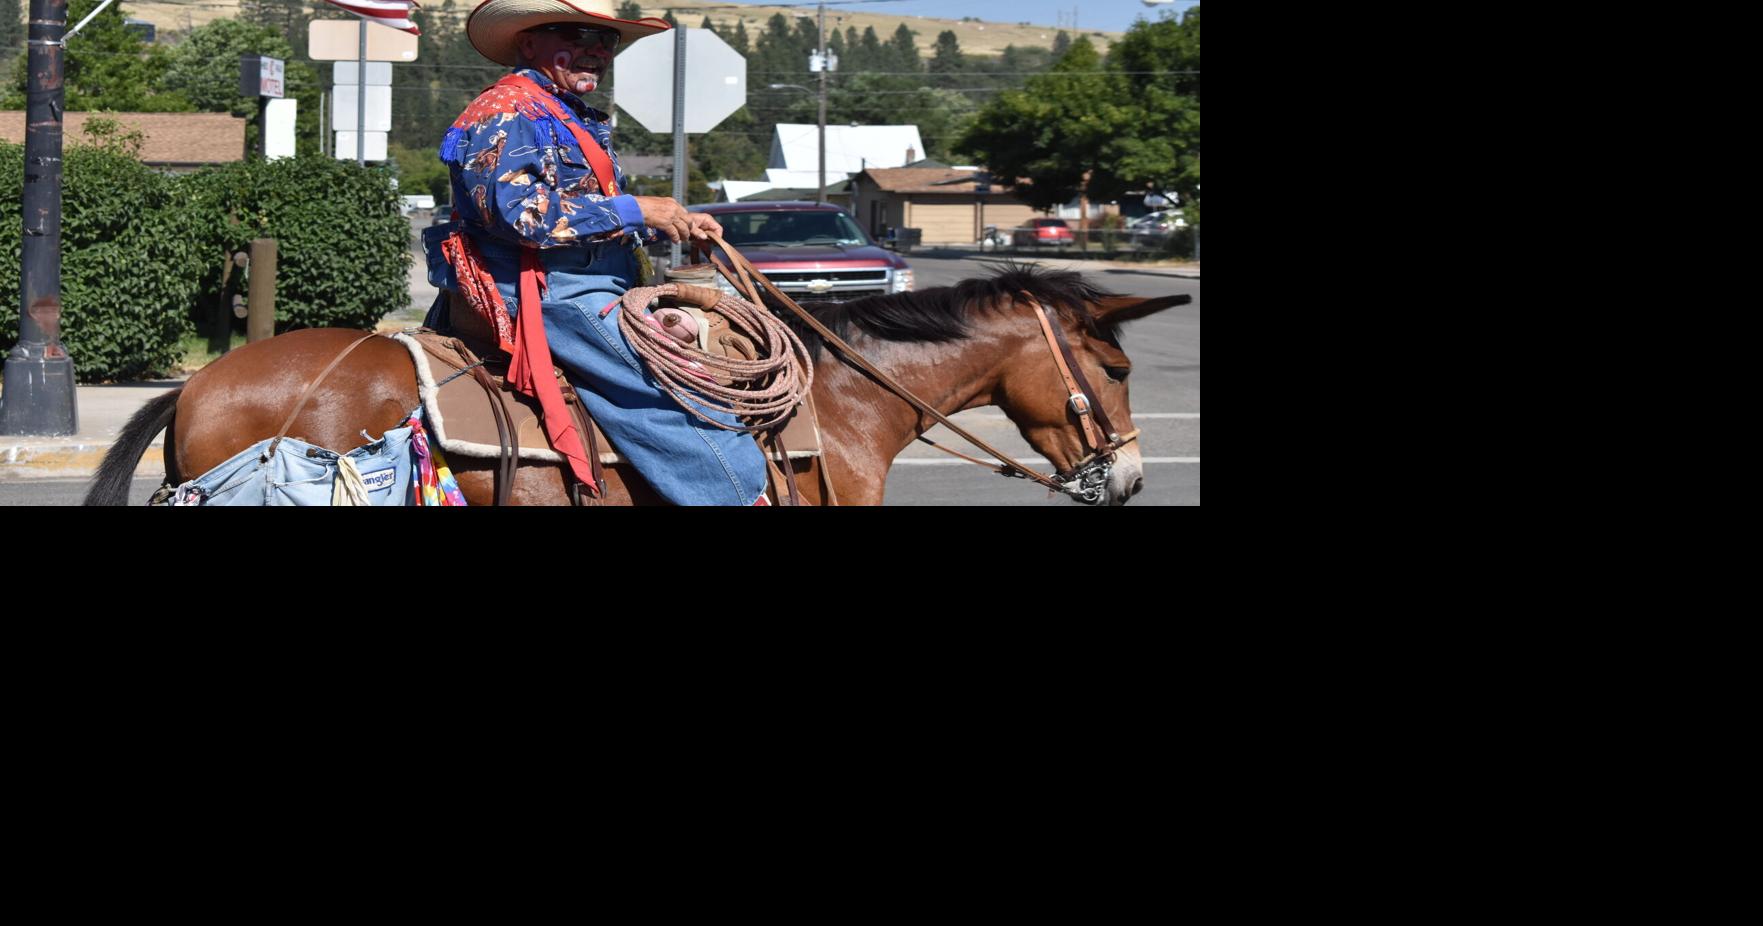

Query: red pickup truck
left=686, top=201, right=914, bottom=303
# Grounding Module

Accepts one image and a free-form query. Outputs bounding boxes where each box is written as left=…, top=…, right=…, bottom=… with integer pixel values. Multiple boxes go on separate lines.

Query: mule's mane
left=774, top=263, right=1122, bottom=360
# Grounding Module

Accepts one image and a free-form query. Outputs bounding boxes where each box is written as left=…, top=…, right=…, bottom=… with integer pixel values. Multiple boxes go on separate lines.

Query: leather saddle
left=392, top=287, right=823, bottom=505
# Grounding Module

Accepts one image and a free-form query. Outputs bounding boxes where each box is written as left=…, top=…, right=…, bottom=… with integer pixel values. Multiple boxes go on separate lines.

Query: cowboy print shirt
left=440, top=68, right=655, bottom=249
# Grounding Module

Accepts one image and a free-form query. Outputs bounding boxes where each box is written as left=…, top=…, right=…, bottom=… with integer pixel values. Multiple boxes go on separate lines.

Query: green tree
left=616, top=1, right=643, bottom=20
left=954, top=37, right=1118, bottom=210
left=886, top=23, right=920, bottom=72
left=930, top=30, right=964, bottom=75
left=956, top=9, right=1201, bottom=217
left=4, top=0, right=191, bottom=112
left=239, top=0, right=308, bottom=52
left=1099, top=8, right=1200, bottom=216
left=160, top=17, right=323, bottom=156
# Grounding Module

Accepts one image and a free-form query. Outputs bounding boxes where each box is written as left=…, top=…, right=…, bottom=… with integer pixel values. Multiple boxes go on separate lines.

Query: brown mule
left=84, top=265, right=1188, bottom=506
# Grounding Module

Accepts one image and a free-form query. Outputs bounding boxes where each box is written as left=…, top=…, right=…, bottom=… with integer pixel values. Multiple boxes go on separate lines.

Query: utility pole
left=817, top=1, right=827, bottom=205
left=2, top=0, right=76, bottom=436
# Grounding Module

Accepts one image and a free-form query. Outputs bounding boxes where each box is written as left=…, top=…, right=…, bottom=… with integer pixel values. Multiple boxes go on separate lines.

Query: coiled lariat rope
left=606, top=279, right=814, bottom=433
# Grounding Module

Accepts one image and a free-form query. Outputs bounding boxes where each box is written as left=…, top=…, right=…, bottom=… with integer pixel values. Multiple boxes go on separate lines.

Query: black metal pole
left=2, top=0, right=77, bottom=436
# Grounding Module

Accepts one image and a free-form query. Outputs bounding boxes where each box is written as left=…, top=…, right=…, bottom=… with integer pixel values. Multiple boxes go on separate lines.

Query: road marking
left=894, top=457, right=1199, bottom=466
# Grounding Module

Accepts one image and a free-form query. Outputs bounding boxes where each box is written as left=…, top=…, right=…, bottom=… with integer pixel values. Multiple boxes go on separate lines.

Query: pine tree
left=858, top=26, right=882, bottom=69
left=929, top=29, right=963, bottom=74
left=888, top=24, right=921, bottom=72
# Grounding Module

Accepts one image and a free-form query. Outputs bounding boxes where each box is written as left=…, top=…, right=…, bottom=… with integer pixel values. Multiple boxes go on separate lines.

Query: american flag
left=322, top=0, right=423, bottom=37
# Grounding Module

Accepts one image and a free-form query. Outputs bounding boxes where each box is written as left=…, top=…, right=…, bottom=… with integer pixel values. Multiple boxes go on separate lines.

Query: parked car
left=1012, top=218, right=1074, bottom=249
left=686, top=201, right=913, bottom=303
left=1127, top=210, right=1186, bottom=245
left=430, top=204, right=454, bottom=226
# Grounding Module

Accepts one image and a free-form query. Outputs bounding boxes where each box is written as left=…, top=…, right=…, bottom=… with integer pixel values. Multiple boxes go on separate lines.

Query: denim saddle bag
left=168, top=423, right=416, bottom=507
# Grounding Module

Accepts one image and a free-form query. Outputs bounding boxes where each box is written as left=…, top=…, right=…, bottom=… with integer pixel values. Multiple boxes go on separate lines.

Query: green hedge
left=182, top=158, right=411, bottom=333
left=3, top=139, right=410, bottom=383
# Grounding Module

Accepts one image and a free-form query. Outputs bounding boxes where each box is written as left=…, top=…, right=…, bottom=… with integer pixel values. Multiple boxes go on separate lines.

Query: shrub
left=1, top=131, right=204, bottom=382
left=181, top=158, right=411, bottom=333
left=3, top=139, right=411, bottom=382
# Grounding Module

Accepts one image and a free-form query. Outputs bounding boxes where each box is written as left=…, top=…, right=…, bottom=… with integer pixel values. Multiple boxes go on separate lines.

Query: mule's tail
left=83, top=388, right=182, bottom=506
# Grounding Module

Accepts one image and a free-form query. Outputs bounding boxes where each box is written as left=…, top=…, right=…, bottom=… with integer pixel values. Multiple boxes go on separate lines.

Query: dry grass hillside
left=118, top=1, right=1121, bottom=57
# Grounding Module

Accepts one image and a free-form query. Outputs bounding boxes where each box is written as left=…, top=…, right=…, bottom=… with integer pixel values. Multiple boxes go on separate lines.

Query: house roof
left=856, top=167, right=1032, bottom=195
left=0, top=111, right=247, bottom=166
left=769, top=124, right=926, bottom=174
left=858, top=167, right=980, bottom=194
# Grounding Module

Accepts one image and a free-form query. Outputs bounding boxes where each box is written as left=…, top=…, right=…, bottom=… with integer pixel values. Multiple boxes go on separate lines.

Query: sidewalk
left=0, top=381, right=186, bottom=480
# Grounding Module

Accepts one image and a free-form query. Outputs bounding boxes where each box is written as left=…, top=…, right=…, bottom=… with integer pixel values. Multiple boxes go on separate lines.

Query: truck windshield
left=715, top=211, right=870, bottom=247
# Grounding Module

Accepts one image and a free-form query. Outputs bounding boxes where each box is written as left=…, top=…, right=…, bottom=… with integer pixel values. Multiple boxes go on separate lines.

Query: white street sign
left=334, top=131, right=389, bottom=161
left=308, top=20, right=419, bottom=61
left=332, top=85, right=393, bottom=133
left=615, top=27, right=747, bottom=134
left=265, top=98, right=297, bottom=159
left=333, top=61, right=393, bottom=86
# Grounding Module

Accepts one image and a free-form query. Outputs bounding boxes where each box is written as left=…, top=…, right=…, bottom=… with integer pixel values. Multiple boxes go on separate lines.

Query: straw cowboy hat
left=467, top=0, right=672, bottom=67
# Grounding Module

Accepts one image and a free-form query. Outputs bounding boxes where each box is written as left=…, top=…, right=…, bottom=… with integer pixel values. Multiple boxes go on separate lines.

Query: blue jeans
left=425, top=230, right=766, bottom=505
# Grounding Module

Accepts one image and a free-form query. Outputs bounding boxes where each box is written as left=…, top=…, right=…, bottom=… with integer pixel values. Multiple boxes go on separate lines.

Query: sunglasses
left=535, top=24, right=621, bottom=52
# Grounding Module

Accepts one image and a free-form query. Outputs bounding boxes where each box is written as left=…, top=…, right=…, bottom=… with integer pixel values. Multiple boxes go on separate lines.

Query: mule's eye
left=1104, top=366, right=1131, bottom=383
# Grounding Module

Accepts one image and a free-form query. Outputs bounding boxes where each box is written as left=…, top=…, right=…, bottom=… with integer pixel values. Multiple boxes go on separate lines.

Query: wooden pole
left=246, top=239, right=277, bottom=343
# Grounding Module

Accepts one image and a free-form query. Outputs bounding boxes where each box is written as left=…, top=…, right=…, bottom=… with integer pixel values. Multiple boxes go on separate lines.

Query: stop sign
left=614, top=28, right=747, bottom=134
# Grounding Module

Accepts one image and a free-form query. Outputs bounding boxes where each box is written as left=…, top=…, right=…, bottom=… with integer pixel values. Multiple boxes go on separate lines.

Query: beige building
left=849, top=166, right=1041, bottom=245
left=0, top=111, right=247, bottom=170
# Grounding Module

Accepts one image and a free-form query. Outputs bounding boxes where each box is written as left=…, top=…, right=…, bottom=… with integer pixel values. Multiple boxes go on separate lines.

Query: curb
left=0, top=439, right=166, bottom=480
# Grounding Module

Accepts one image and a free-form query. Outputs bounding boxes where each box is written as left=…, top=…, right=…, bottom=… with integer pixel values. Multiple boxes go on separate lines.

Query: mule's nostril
left=1131, top=477, right=1144, bottom=496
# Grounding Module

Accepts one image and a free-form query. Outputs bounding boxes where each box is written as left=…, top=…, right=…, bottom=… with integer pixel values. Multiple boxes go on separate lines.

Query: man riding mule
left=83, top=261, right=1187, bottom=505
left=421, top=0, right=769, bottom=505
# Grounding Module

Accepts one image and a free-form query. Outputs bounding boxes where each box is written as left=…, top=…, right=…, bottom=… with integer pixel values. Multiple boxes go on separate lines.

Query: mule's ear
left=1094, top=294, right=1192, bottom=323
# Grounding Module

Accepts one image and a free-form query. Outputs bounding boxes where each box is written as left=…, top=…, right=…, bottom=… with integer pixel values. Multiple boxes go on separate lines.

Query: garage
left=907, top=199, right=978, bottom=245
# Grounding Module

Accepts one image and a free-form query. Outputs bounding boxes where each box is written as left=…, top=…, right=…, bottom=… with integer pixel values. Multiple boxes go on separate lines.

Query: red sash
left=442, top=72, right=629, bottom=494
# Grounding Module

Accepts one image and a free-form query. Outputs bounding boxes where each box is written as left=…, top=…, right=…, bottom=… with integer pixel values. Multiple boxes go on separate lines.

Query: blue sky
left=712, top=1, right=1200, bottom=36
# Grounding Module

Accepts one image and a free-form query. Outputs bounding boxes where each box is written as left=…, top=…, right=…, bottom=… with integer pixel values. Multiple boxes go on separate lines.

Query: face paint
left=550, top=51, right=597, bottom=93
